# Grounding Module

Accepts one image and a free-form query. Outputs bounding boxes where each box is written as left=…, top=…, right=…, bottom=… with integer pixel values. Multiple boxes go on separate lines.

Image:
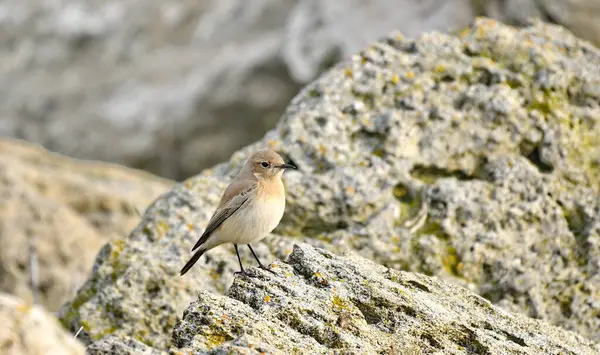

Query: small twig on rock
left=73, top=326, right=84, bottom=340
left=400, top=187, right=428, bottom=234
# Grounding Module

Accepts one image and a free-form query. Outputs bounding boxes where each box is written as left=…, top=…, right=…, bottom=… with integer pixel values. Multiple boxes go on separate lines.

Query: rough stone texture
left=87, top=335, right=165, bottom=355
left=171, top=244, right=600, bottom=354
left=0, top=292, right=85, bottom=355
left=0, top=138, right=171, bottom=311
left=59, top=18, right=600, bottom=352
left=4, top=0, right=600, bottom=179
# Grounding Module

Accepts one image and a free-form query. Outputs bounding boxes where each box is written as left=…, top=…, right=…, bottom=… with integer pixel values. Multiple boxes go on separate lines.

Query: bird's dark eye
left=261, top=162, right=269, bottom=168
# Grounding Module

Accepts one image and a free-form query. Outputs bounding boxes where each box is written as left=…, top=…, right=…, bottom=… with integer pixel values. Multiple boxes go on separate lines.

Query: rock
left=59, top=18, right=600, bottom=352
left=0, top=292, right=85, bottom=355
left=0, top=138, right=171, bottom=311
left=87, top=335, right=165, bottom=355
left=171, top=244, right=600, bottom=354
left=4, top=1, right=600, bottom=179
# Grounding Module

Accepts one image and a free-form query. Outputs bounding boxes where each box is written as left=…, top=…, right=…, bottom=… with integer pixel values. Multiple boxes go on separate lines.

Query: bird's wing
left=191, top=180, right=257, bottom=251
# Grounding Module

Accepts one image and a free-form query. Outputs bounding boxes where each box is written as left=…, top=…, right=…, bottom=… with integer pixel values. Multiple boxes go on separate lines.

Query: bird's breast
left=218, top=190, right=285, bottom=245
left=251, top=193, right=285, bottom=234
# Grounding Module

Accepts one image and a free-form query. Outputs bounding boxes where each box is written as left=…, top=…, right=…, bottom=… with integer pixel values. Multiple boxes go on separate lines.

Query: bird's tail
left=180, top=248, right=206, bottom=276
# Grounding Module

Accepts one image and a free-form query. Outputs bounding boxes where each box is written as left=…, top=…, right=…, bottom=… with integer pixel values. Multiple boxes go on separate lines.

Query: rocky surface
left=87, top=335, right=164, bottom=355
left=59, top=17, right=600, bottom=352
left=0, top=138, right=171, bottom=311
left=0, top=292, right=84, bottom=355
left=3, top=1, right=600, bottom=179
left=171, top=244, right=599, bottom=354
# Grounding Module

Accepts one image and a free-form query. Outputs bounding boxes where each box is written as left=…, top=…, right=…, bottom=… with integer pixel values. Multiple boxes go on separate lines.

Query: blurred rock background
left=2, top=0, right=600, bottom=180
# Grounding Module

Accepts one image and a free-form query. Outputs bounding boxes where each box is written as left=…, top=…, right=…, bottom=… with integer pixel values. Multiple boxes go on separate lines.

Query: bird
left=180, top=149, right=296, bottom=276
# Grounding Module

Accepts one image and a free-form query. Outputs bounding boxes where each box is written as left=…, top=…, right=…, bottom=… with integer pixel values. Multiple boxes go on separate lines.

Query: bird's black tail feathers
left=180, top=248, right=206, bottom=276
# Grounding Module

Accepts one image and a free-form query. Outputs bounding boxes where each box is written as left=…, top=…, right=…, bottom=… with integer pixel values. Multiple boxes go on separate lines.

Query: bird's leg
left=248, top=244, right=275, bottom=274
left=233, top=244, right=246, bottom=276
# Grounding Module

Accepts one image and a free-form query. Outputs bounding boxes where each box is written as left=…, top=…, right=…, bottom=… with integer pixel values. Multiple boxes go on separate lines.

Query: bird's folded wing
left=191, top=181, right=257, bottom=251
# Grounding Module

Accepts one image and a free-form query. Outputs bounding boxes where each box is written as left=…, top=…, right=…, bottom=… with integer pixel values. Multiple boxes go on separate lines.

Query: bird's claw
left=233, top=270, right=248, bottom=277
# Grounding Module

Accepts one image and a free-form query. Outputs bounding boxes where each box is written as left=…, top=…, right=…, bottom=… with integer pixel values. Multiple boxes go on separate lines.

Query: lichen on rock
left=60, top=17, right=600, bottom=352
left=172, top=244, right=599, bottom=354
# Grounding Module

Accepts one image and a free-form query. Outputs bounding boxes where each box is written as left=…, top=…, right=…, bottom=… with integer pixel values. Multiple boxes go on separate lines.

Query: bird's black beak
left=278, top=163, right=297, bottom=170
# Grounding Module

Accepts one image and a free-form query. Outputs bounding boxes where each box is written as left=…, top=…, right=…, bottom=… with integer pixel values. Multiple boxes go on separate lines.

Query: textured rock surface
left=0, top=292, right=85, bottom=355
left=60, top=18, right=600, bottom=351
left=87, top=335, right=165, bottom=355
left=172, top=244, right=599, bottom=354
left=3, top=1, right=600, bottom=179
left=0, top=138, right=171, bottom=311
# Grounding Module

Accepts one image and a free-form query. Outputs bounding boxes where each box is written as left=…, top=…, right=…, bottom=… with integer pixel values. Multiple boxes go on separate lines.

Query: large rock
left=171, top=244, right=599, bottom=354
left=59, top=18, right=600, bottom=351
left=0, top=292, right=84, bottom=355
left=0, top=138, right=171, bottom=311
left=4, top=0, right=600, bottom=179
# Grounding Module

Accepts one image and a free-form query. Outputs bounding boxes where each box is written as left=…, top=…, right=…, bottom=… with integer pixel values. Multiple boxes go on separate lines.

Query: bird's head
left=246, top=149, right=297, bottom=180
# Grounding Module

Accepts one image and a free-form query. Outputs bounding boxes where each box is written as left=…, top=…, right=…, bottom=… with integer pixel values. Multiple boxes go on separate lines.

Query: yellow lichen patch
left=456, top=262, right=464, bottom=275
left=313, top=272, right=328, bottom=286
left=344, top=68, right=353, bottom=78
left=206, top=334, right=227, bottom=349
left=113, top=239, right=126, bottom=253
left=267, top=139, right=281, bottom=149
left=15, top=302, right=32, bottom=314
left=475, top=26, right=486, bottom=39
left=80, top=320, right=90, bottom=332
left=156, top=220, right=170, bottom=238
left=459, top=28, right=471, bottom=39
left=393, top=185, right=407, bottom=200
left=441, top=246, right=462, bottom=277
left=93, top=325, right=118, bottom=340
left=484, top=18, right=497, bottom=26
left=263, top=295, right=272, bottom=303
left=331, top=295, right=350, bottom=311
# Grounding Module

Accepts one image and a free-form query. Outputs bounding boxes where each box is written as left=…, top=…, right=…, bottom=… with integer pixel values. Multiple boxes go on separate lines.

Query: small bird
left=180, top=149, right=296, bottom=276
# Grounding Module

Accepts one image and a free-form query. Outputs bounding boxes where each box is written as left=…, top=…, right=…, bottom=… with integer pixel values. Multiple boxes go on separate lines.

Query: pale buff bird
left=180, top=149, right=296, bottom=276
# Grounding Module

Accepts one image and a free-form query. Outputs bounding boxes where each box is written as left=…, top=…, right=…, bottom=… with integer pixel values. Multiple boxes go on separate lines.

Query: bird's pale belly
left=213, top=196, right=285, bottom=246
